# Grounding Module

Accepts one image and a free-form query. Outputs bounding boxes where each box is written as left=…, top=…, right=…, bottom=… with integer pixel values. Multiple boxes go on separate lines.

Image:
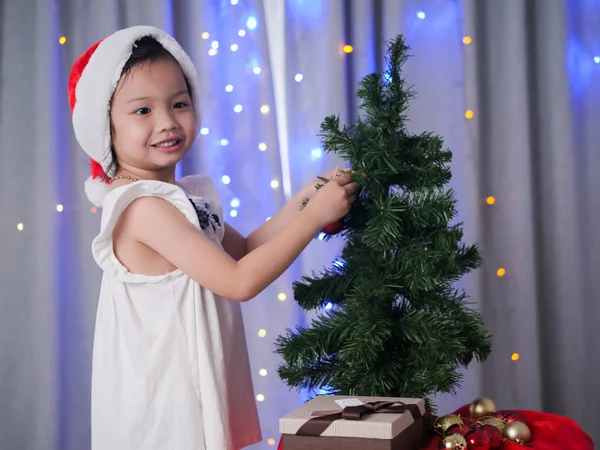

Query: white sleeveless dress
left=90, top=175, right=262, bottom=450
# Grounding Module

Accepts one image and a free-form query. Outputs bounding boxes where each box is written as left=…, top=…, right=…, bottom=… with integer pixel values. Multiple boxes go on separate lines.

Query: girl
left=68, top=26, right=357, bottom=450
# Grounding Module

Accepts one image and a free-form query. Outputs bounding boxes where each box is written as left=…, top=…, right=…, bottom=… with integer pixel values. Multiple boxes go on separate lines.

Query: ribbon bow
left=295, top=401, right=422, bottom=437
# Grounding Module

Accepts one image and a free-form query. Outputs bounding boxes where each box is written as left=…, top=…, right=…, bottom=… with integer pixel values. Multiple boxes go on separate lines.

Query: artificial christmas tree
left=275, top=35, right=492, bottom=410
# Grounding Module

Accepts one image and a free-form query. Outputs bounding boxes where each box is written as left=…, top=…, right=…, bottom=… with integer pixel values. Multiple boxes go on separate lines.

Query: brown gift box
left=279, top=395, right=426, bottom=450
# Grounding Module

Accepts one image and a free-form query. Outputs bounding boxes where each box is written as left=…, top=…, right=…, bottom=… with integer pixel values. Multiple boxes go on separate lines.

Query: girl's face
left=109, top=57, right=196, bottom=177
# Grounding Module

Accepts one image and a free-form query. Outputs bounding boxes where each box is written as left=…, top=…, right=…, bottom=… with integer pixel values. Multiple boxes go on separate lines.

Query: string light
left=258, top=329, right=267, bottom=337
left=225, top=84, right=234, bottom=92
left=260, top=105, right=270, bottom=114
left=270, top=180, right=279, bottom=188
left=343, top=45, right=353, bottom=53
left=211, top=40, right=219, bottom=49
left=220, top=139, right=229, bottom=146
left=258, top=143, right=267, bottom=151
left=511, top=353, right=520, bottom=361
left=278, top=293, right=286, bottom=301
left=230, top=198, right=240, bottom=208
left=59, top=36, right=67, bottom=45
left=594, top=56, right=600, bottom=64
left=17, top=223, right=24, bottom=231
left=56, top=204, right=64, bottom=212
left=486, top=196, right=496, bottom=205
left=256, top=394, right=265, bottom=402
left=231, top=0, right=239, bottom=4
left=325, top=302, right=333, bottom=310
left=465, top=110, right=474, bottom=119
left=200, top=127, right=210, bottom=135
left=230, top=44, right=238, bottom=52
left=294, top=73, right=304, bottom=82
left=463, top=36, right=472, bottom=45
left=238, top=29, right=246, bottom=37
left=417, top=11, right=426, bottom=19
left=311, top=148, right=323, bottom=159
left=253, top=67, right=262, bottom=75
left=91, top=207, right=97, bottom=214
left=221, top=175, right=231, bottom=185
left=496, top=268, right=506, bottom=277
left=246, top=17, right=258, bottom=30
left=266, top=217, right=271, bottom=221
left=201, top=32, right=210, bottom=39
left=259, top=369, right=268, bottom=376
left=230, top=210, right=238, bottom=217
left=234, top=104, right=243, bottom=113
left=268, top=438, right=276, bottom=446
left=208, top=48, right=218, bottom=56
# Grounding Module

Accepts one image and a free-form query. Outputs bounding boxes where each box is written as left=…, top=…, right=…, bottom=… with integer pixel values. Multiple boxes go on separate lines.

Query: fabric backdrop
left=0, top=0, right=598, bottom=449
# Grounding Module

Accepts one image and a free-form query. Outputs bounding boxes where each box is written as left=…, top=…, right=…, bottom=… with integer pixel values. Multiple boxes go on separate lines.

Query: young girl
left=68, top=26, right=357, bottom=450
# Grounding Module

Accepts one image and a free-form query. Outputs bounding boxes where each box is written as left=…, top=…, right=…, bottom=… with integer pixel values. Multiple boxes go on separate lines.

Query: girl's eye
left=135, top=107, right=151, bottom=115
left=174, top=102, right=189, bottom=109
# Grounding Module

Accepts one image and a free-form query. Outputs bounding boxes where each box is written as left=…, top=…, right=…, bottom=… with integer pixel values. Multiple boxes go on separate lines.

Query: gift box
left=279, top=395, right=426, bottom=450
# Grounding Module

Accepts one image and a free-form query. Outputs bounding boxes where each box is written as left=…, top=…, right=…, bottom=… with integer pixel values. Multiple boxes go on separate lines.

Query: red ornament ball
left=479, top=425, right=503, bottom=449
left=322, top=219, right=344, bottom=235
left=504, top=411, right=527, bottom=425
left=465, top=430, right=491, bottom=450
left=447, top=424, right=468, bottom=435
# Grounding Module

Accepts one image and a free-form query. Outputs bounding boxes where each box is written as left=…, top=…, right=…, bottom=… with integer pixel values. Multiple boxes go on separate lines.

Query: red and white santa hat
left=68, top=26, right=202, bottom=206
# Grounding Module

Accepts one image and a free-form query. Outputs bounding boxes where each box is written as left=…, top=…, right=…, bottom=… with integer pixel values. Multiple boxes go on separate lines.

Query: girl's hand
left=298, top=168, right=353, bottom=202
left=303, top=170, right=358, bottom=228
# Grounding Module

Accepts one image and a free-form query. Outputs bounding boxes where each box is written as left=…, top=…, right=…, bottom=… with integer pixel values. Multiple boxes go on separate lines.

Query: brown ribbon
left=295, top=401, right=422, bottom=437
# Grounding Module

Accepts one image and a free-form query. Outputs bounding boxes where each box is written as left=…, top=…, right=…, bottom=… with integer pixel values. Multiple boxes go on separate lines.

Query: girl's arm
left=222, top=169, right=344, bottom=259
left=126, top=175, right=356, bottom=302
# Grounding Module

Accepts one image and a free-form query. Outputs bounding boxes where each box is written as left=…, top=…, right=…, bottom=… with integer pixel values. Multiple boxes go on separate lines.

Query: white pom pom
left=85, top=176, right=111, bottom=207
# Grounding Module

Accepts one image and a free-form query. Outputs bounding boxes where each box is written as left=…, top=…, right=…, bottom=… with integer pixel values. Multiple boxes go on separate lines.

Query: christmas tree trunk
left=275, top=36, right=492, bottom=411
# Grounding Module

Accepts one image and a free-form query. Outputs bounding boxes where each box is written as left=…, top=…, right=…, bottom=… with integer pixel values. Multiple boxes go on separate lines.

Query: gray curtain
left=1, top=0, right=597, bottom=449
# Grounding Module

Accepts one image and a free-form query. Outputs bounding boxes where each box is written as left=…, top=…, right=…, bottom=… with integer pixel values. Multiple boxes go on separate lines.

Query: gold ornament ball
left=438, top=433, right=467, bottom=450
left=503, top=421, right=532, bottom=445
left=470, top=397, right=497, bottom=418
left=434, top=414, right=464, bottom=433
left=477, top=416, right=506, bottom=431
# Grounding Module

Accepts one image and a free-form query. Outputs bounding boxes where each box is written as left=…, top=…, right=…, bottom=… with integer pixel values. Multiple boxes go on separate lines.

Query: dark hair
left=106, top=36, right=192, bottom=177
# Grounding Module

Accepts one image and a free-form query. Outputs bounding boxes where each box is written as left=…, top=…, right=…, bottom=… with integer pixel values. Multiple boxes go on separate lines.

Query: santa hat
left=68, top=26, right=202, bottom=206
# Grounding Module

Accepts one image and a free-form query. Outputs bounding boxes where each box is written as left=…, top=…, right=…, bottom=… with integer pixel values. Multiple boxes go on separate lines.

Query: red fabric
left=420, top=405, right=593, bottom=450
left=278, top=404, right=593, bottom=450
left=68, top=39, right=103, bottom=111
left=90, top=158, right=109, bottom=182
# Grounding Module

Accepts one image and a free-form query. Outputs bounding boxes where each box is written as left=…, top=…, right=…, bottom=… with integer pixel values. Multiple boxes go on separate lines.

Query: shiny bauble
left=503, top=421, right=533, bottom=445
left=322, top=219, right=344, bottom=235
left=503, top=411, right=527, bottom=425
left=469, top=398, right=497, bottom=419
left=476, top=416, right=506, bottom=432
left=439, top=433, right=468, bottom=450
left=479, top=425, right=503, bottom=449
left=434, top=414, right=465, bottom=434
left=465, top=430, right=491, bottom=450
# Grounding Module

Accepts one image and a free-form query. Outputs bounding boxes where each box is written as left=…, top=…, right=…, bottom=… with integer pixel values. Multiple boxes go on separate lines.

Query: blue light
left=200, top=127, right=209, bottom=135
left=311, top=148, right=323, bottom=159
left=333, top=259, right=345, bottom=269
left=417, top=11, right=426, bottom=19
left=234, top=104, right=243, bottom=113
left=231, top=0, right=239, bottom=4
left=230, top=198, right=240, bottom=208
left=211, top=40, right=219, bottom=49
left=595, top=56, right=600, bottom=64
left=317, top=232, right=327, bottom=240
left=246, top=17, right=258, bottom=30
left=253, top=67, right=262, bottom=75
left=230, top=210, right=238, bottom=217
left=221, top=175, right=231, bottom=185
left=294, top=73, right=304, bottom=82
left=384, top=73, right=392, bottom=83
left=220, top=139, right=229, bottom=146
left=324, top=302, right=333, bottom=310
